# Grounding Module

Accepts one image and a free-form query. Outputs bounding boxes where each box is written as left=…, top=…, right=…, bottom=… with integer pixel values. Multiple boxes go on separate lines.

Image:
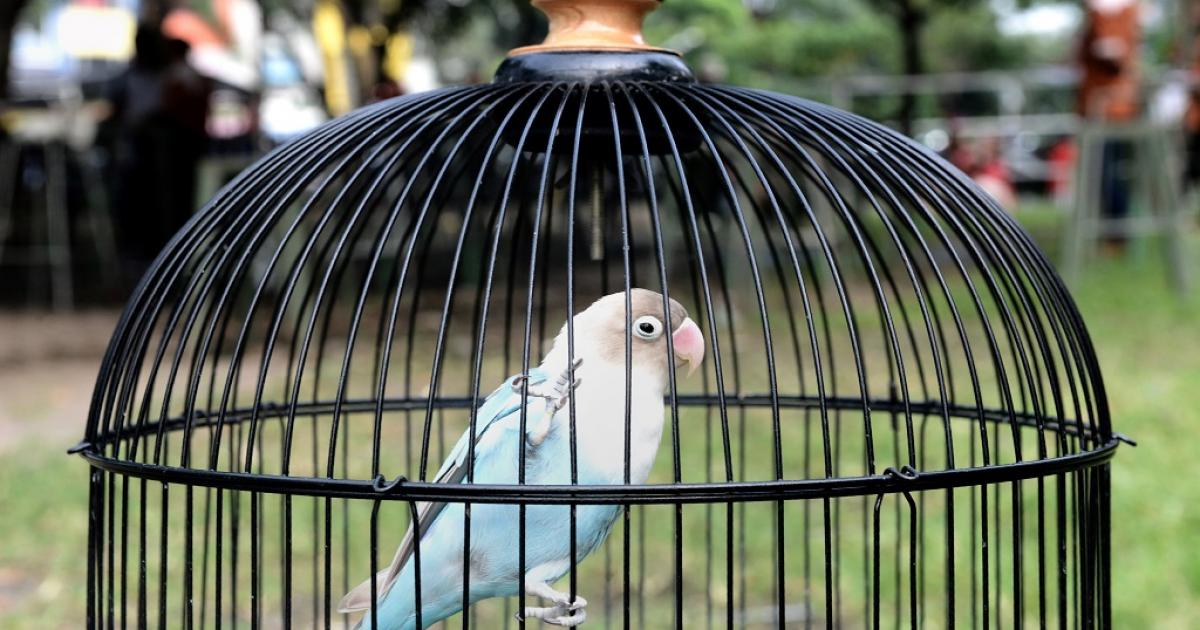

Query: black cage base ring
left=80, top=437, right=1119, bottom=504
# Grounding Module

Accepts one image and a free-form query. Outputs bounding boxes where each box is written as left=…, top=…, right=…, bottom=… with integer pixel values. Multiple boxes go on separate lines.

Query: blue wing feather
left=349, top=368, right=560, bottom=630
left=431, top=368, right=550, bottom=483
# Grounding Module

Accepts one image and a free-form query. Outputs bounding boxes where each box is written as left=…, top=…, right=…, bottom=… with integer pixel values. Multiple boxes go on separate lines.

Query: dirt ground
left=0, top=310, right=119, bottom=453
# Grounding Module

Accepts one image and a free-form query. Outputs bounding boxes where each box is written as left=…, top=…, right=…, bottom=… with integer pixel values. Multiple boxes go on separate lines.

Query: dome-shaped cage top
left=78, top=67, right=1118, bottom=502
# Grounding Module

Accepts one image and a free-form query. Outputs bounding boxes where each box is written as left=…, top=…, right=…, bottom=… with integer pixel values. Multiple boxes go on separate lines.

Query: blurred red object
left=1048, top=138, right=1077, bottom=201
left=974, top=151, right=1017, bottom=211
left=161, top=10, right=226, bottom=50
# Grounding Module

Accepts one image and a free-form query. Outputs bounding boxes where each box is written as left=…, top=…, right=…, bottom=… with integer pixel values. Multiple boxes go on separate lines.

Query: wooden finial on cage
left=508, top=0, right=666, bottom=56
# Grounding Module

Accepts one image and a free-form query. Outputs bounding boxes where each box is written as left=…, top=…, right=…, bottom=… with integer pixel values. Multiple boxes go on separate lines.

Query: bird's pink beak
left=672, top=317, right=705, bottom=377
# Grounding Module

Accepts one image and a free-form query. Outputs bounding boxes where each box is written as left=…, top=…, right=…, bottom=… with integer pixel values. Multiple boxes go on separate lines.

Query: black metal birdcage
left=75, top=2, right=1125, bottom=628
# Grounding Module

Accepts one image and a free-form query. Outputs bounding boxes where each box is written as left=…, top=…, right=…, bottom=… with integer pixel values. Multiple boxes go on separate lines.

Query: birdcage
left=74, top=1, right=1126, bottom=628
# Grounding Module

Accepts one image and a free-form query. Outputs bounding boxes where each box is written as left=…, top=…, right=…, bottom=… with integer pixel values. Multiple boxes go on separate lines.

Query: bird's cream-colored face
left=579, top=288, right=705, bottom=378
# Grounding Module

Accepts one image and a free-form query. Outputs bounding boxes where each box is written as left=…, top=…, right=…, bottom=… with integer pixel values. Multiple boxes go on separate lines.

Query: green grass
left=0, top=450, right=92, bottom=628
left=1067, top=245, right=1200, bottom=628
left=1, top=207, right=1197, bottom=628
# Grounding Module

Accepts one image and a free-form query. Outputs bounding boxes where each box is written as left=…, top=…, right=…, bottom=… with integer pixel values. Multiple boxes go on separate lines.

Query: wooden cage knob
left=509, top=0, right=666, bottom=56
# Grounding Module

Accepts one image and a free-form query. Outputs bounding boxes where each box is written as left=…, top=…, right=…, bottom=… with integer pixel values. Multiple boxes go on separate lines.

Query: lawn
left=0, top=206, right=1196, bottom=628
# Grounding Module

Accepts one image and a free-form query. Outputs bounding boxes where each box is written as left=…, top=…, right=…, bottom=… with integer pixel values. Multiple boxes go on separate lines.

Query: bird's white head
left=550, top=288, right=705, bottom=384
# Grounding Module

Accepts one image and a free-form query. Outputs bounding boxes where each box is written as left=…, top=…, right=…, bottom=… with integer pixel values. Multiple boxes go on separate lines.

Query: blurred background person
left=1077, top=0, right=1141, bottom=253
left=104, top=26, right=209, bottom=276
left=160, top=37, right=211, bottom=239
left=104, top=23, right=175, bottom=272
left=971, top=135, right=1018, bottom=211
left=943, top=121, right=1017, bottom=211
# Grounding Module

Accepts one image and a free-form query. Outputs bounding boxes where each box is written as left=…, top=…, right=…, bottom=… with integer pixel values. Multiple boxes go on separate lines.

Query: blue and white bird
left=339, top=289, right=705, bottom=629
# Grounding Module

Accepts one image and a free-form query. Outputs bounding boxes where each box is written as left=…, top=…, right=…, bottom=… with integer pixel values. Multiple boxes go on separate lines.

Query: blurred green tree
left=647, top=0, right=896, bottom=86
left=645, top=0, right=1040, bottom=131
left=329, top=0, right=1038, bottom=103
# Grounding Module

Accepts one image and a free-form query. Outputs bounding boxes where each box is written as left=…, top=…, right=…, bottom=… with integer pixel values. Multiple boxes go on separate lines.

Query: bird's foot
left=544, top=606, right=588, bottom=627
left=562, top=595, right=587, bottom=611
left=524, top=357, right=583, bottom=412
left=521, top=579, right=588, bottom=626
left=545, top=593, right=587, bottom=625
left=519, top=603, right=588, bottom=627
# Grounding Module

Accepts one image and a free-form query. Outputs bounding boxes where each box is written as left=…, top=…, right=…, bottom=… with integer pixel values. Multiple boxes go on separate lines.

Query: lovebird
left=339, top=288, right=705, bottom=629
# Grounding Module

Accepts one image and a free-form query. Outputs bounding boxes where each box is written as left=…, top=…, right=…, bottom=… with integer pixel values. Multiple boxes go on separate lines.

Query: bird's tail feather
left=337, top=568, right=390, bottom=613
left=343, top=565, right=419, bottom=630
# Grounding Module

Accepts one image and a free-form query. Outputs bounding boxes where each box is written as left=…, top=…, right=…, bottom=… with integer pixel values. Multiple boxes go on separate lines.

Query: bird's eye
left=633, top=315, right=663, bottom=340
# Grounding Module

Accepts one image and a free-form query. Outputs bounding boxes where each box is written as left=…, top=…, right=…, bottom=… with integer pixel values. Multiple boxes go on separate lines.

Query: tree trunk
left=0, top=0, right=32, bottom=101
left=896, top=0, right=925, bottom=136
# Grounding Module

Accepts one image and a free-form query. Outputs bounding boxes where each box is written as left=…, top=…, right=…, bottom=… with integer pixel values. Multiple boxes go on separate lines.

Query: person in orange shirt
left=1078, top=0, right=1141, bottom=121
left=1077, top=0, right=1141, bottom=244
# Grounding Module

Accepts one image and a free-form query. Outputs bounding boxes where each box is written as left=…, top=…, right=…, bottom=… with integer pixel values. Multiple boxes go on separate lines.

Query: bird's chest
left=531, top=376, right=665, bottom=486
